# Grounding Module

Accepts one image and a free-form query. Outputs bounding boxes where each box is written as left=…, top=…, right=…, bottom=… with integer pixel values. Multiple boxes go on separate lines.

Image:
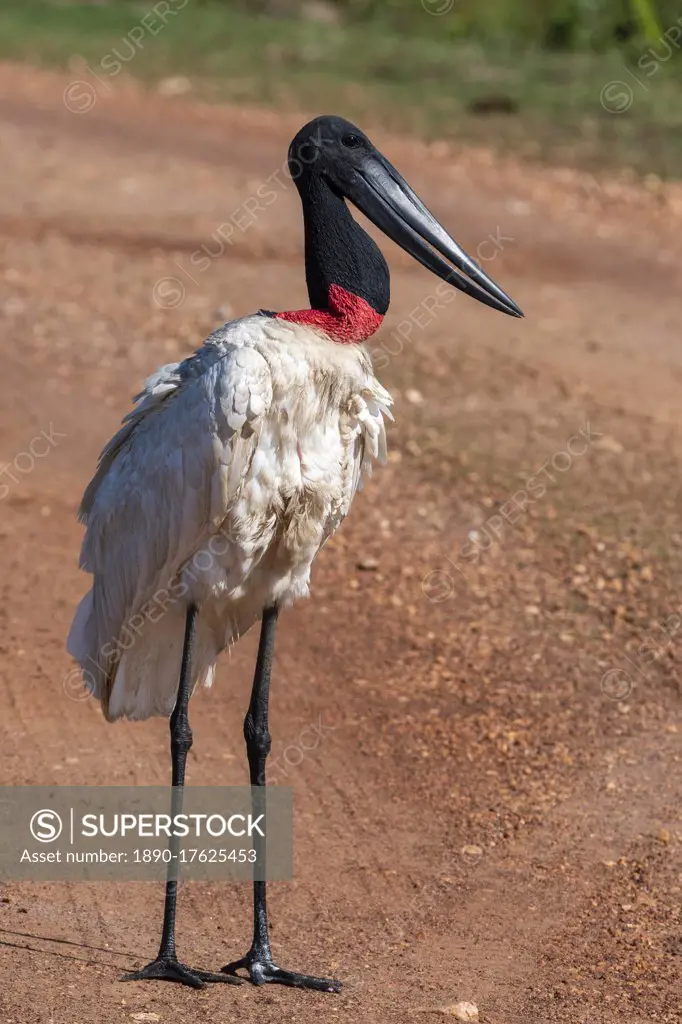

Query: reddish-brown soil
left=0, top=63, right=680, bottom=1024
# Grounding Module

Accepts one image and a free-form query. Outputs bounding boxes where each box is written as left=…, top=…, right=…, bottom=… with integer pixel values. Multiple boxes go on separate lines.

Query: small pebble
left=595, top=435, right=624, bottom=454
left=452, top=1003, right=479, bottom=1021
left=156, top=76, right=191, bottom=97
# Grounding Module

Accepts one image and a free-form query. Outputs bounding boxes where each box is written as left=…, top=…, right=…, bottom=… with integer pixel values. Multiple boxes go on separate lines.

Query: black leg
left=221, top=606, right=340, bottom=993
left=124, top=605, right=242, bottom=989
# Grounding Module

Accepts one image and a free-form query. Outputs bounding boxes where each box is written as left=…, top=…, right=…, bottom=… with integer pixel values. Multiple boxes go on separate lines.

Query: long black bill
left=346, top=154, right=523, bottom=318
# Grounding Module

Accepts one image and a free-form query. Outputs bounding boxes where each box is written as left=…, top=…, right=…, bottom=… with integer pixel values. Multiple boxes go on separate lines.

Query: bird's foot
left=124, top=955, right=244, bottom=989
left=221, top=950, right=340, bottom=992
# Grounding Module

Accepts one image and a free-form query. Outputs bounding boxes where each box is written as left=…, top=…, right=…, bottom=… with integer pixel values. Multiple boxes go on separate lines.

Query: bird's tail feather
left=67, top=590, right=217, bottom=721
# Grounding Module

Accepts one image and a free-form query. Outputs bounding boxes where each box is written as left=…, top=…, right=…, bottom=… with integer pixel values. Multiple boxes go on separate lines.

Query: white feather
left=67, top=314, right=392, bottom=721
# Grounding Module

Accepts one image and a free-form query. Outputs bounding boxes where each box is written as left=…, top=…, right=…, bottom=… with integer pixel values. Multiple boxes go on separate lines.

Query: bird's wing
left=73, top=323, right=273, bottom=698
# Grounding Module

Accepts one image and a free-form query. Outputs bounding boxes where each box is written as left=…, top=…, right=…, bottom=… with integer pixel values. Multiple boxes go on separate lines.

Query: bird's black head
left=287, top=114, right=523, bottom=319
left=288, top=115, right=376, bottom=198
left=286, top=115, right=390, bottom=320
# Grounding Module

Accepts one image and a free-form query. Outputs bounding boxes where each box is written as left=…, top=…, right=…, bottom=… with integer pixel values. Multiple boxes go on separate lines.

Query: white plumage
left=68, top=313, right=392, bottom=722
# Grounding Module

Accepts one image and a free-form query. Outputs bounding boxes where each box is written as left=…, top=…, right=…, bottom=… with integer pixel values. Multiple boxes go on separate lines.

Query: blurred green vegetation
left=246, top=0, right=671, bottom=49
left=0, top=0, right=681, bottom=176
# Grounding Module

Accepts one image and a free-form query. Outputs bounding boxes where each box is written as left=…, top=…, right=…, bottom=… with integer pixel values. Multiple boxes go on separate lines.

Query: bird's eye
left=342, top=134, right=362, bottom=149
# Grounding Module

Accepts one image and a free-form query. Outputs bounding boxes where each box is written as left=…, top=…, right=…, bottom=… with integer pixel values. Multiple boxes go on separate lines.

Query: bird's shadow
left=0, top=926, right=142, bottom=968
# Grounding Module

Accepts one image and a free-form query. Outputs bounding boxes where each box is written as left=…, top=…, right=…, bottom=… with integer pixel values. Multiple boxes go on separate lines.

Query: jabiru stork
left=67, top=115, right=522, bottom=992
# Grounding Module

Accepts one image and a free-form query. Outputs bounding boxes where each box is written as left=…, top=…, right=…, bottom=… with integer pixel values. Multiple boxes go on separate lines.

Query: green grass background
left=1, top=0, right=681, bottom=176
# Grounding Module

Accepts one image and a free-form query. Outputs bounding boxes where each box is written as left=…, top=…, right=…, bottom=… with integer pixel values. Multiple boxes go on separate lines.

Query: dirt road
left=0, top=64, right=680, bottom=1024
